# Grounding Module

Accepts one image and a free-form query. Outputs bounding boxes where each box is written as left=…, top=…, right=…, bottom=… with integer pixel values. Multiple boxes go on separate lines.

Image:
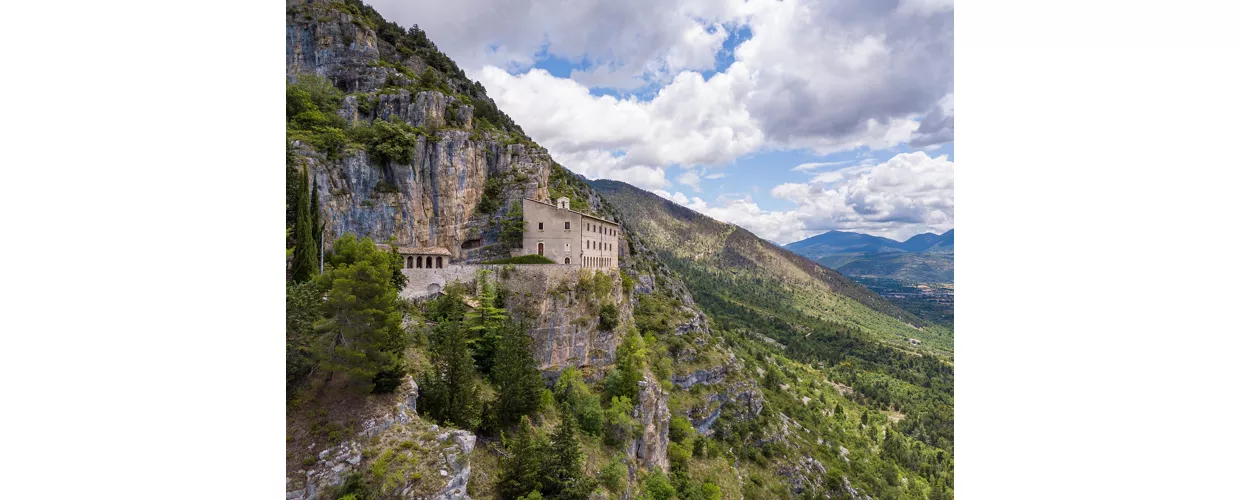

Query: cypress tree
left=310, top=174, right=322, bottom=274
left=291, top=169, right=316, bottom=282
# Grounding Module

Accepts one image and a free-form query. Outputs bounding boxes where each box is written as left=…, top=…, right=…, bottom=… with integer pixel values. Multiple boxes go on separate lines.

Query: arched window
left=406, top=256, right=413, bottom=268
left=564, top=257, right=570, bottom=265
left=537, top=242, right=544, bottom=256
left=417, top=256, right=423, bottom=269
left=436, top=256, right=443, bottom=268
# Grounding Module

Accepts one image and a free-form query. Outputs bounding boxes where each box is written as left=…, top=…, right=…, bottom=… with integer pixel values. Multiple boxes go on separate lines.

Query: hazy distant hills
left=786, top=230, right=954, bottom=283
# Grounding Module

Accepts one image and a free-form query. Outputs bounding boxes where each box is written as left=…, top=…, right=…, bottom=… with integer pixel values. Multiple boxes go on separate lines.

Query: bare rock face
left=632, top=375, right=670, bottom=472
left=296, top=136, right=548, bottom=257
left=286, top=0, right=385, bottom=92
left=287, top=0, right=550, bottom=259
left=500, top=267, right=633, bottom=380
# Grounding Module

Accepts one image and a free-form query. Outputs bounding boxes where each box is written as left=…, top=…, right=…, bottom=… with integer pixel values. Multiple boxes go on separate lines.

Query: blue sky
left=370, top=0, right=954, bottom=243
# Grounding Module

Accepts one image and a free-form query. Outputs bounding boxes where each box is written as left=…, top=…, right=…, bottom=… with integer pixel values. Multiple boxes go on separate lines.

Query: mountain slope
left=590, top=179, right=951, bottom=351
left=286, top=2, right=952, bottom=498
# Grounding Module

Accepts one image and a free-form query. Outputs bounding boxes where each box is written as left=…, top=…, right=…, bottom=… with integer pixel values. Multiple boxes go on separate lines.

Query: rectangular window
left=538, top=222, right=544, bottom=230
left=565, top=221, right=570, bottom=230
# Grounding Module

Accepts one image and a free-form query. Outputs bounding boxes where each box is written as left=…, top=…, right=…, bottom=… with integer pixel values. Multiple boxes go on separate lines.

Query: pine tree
left=499, top=416, right=545, bottom=499
left=421, top=319, right=483, bottom=429
left=291, top=169, right=317, bottom=282
left=312, top=234, right=403, bottom=391
left=543, top=412, right=593, bottom=499
left=491, top=321, right=544, bottom=426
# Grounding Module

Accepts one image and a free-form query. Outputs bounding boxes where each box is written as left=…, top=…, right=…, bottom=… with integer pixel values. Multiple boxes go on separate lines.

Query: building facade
left=521, top=197, right=619, bottom=268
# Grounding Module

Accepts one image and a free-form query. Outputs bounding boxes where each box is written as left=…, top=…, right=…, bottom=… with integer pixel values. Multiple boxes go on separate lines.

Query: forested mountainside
left=286, top=1, right=953, bottom=499
left=593, top=180, right=954, bottom=495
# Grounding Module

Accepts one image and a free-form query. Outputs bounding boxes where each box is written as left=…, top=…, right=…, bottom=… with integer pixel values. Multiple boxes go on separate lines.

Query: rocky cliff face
left=287, top=378, right=476, bottom=500
left=632, top=374, right=671, bottom=472
left=287, top=0, right=550, bottom=259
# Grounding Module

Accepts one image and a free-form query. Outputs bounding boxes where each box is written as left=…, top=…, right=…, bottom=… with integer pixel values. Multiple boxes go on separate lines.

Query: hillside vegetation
left=287, top=1, right=954, bottom=499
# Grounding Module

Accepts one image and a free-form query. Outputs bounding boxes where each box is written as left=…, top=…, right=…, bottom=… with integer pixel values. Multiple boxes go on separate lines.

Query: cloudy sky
left=369, top=0, right=953, bottom=244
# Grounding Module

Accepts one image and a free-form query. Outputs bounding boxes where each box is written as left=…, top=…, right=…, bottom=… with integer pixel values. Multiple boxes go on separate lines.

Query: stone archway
left=426, top=283, right=442, bottom=295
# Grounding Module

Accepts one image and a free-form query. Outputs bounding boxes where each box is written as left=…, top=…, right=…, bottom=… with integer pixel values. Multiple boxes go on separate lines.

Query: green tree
left=668, top=415, right=695, bottom=444
left=598, top=302, right=619, bottom=331
left=604, top=327, right=646, bottom=401
left=602, top=396, right=637, bottom=447
left=499, top=416, right=545, bottom=499
left=701, top=482, right=723, bottom=500
left=491, top=321, right=544, bottom=426
left=467, top=269, right=508, bottom=374
left=286, top=280, right=323, bottom=393
left=291, top=169, right=318, bottom=282
left=500, top=202, right=526, bottom=248
left=543, top=413, right=594, bottom=499
left=644, top=469, right=676, bottom=500
left=385, top=240, right=407, bottom=291
left=554, top=367, right=603, bottom=435
left=420, top=319, right=483, bottom=429
left=312, top=234, right=404, bottom=391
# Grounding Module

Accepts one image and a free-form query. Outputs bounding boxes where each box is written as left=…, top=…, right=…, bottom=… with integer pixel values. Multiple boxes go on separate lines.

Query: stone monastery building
left=521, top=197, right=619, bottom=268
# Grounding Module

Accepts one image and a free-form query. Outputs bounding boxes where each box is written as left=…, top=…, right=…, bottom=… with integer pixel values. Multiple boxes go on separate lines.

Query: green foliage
left=286, top=75, right=351, bottom=159
left=598, top=302, right=619, bottom=331
left=287, top=74, right=345, bottom=129
left=385, top=242, right=407, bottom=292
left=482, top=255, right=556, bottom=265
left=426, top=282, right=470, bottom=322
left=312, top=234, right=405, bottom=392
left=602, top=396, right=637, bottom=447
left=290, top=169, right=320, bottom=282
left=466, top=270, right=508, bottom=374
left=499, top=416, right=546, bottom=499
left=476, top=177, right=504, bottom=215
left=543, top=415, right=595, bottom=499
left=554, top=367, right=604, bottom=436
left=621, top=272, right=636, bottom=294
left=604, top=328, right=646, bottom=401
left=600, top=455, right=627, bottom=493
left=644, top=469, right=676, bottom=500
left=667, top=440, right=692, bottom=471
left=491, top=320, right=544, bottom=426
left=286, top=280, right=324, bottom=393
left=350, top=116, right=423, bottom=165
left=668, top=415, right=695, bottom=444
left=500, top=202, right=526, bottom=248
left=700, top=482, right=723, bottom=500
left=420, top=319, right=483, bottom=430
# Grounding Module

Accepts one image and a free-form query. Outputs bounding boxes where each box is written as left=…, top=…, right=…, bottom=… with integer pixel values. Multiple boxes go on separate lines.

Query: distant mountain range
left=785, top=230, right=954, bottom=283
left=786, top=229, right=953, bottom=256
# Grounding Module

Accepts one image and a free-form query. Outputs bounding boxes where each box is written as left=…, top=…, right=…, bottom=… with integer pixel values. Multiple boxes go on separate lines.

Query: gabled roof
left=397, top=246, right=452, bottom=256
left=374, top=243, right=452, bottom=256
left=524, top=197, right=619, bottom=225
